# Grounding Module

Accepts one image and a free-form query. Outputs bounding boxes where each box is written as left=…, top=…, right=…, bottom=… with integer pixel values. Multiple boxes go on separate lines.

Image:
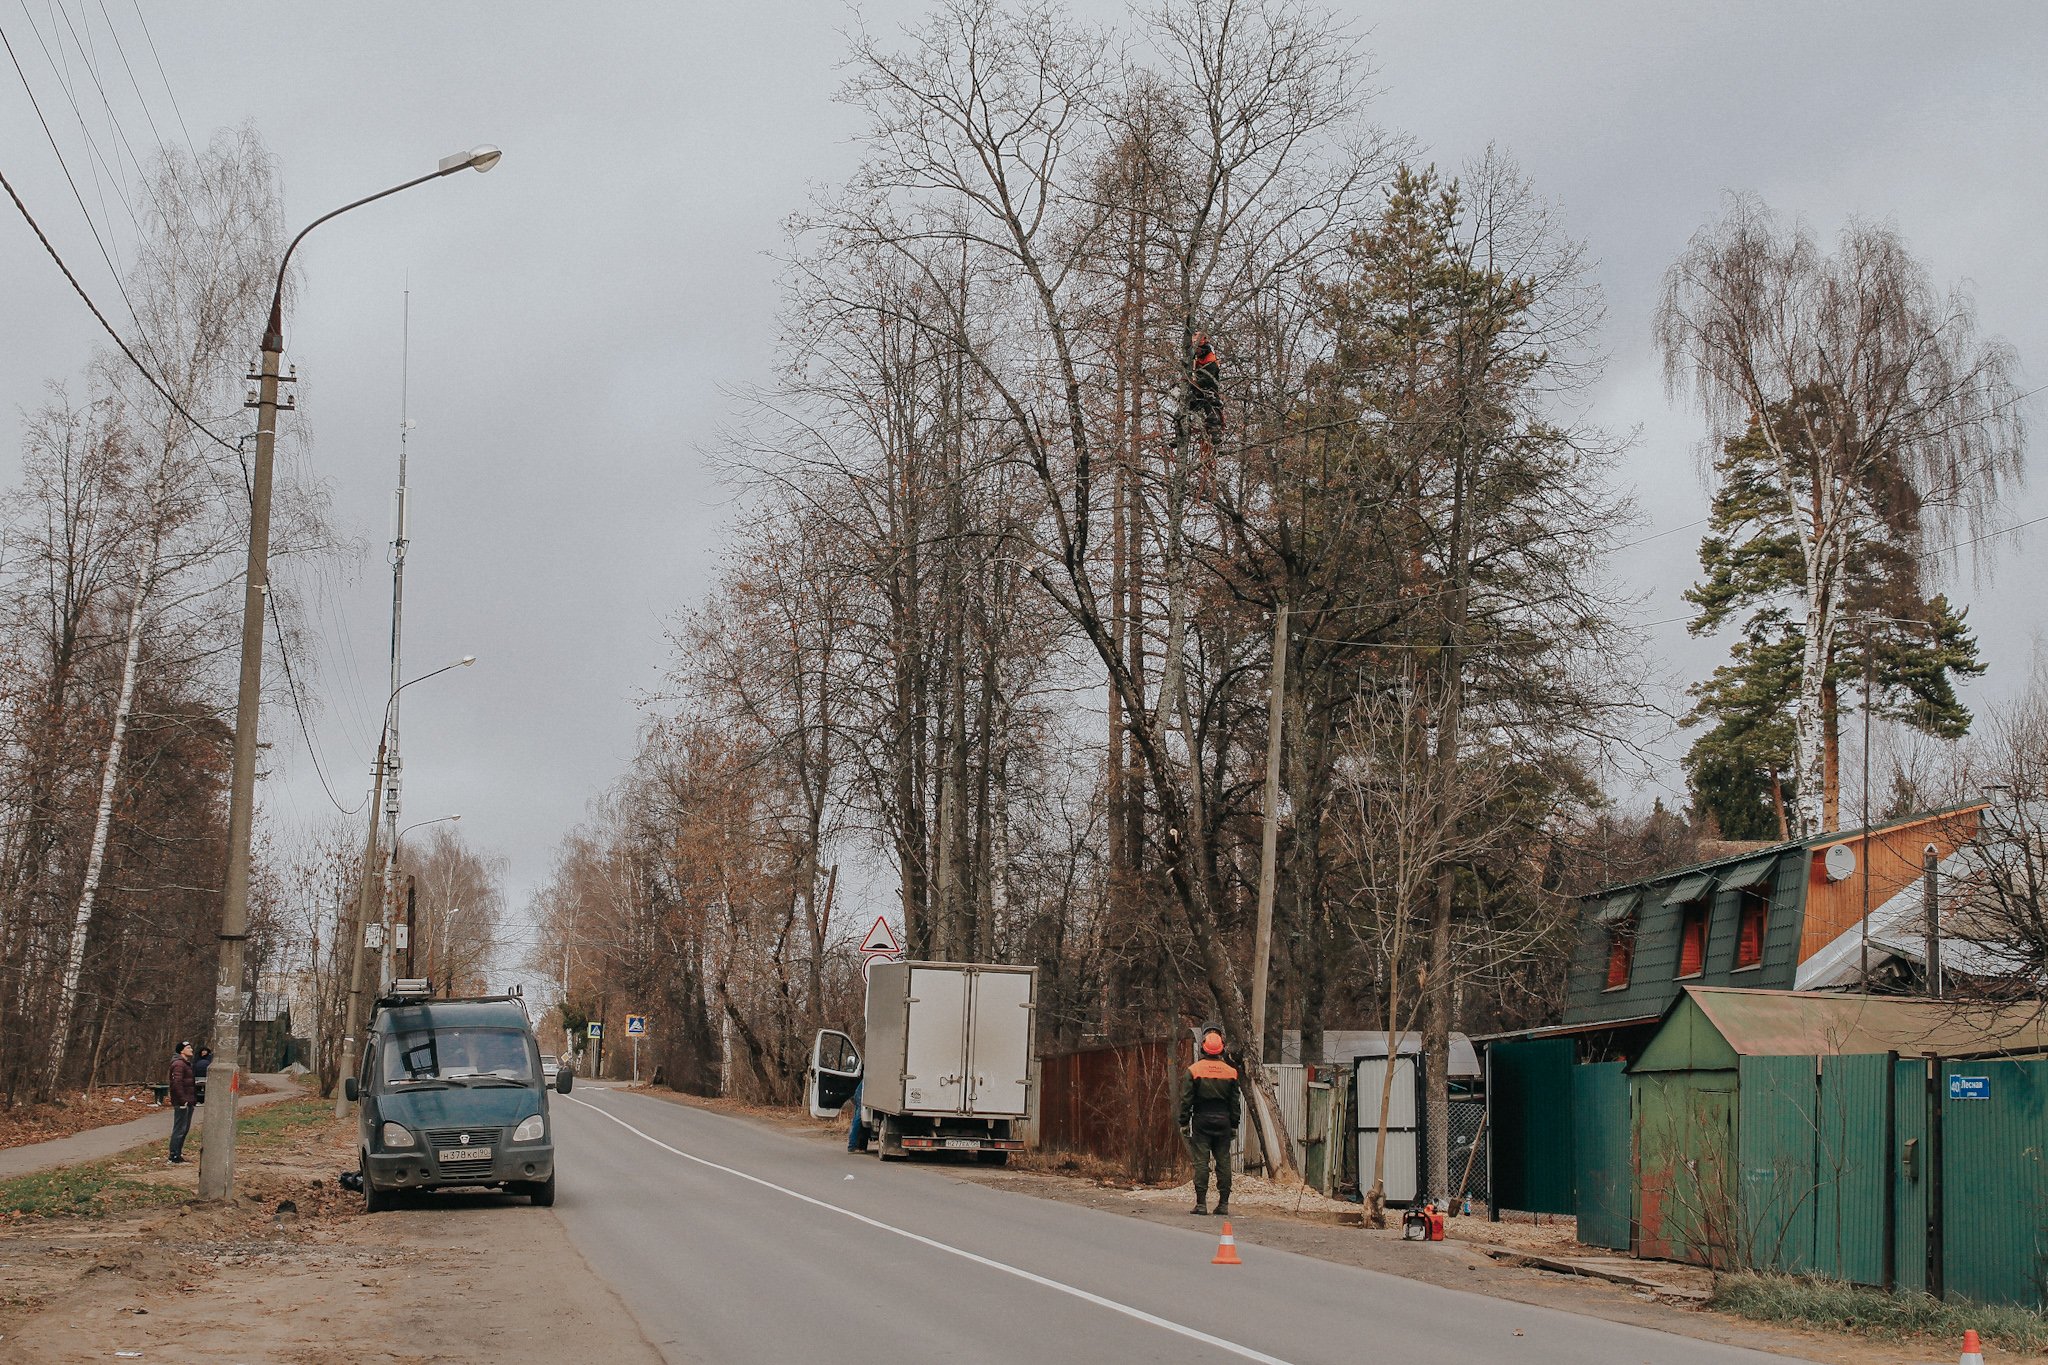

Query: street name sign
left=1949, top=1075, right=1990, bottom=1101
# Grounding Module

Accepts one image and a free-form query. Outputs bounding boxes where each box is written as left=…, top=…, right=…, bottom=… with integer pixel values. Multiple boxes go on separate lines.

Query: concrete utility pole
left=200, top=145, right=501, bottom=1199
left=196, top=315, right=289, bottom=1202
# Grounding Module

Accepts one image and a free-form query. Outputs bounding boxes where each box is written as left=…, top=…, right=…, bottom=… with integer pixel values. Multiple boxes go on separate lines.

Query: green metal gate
left=1940, top=1059, right=2048, bottom=1308
left=1488, top=1039, right=1575, bottom=1215
left=1572, top=1062, right=1630, bottom=1251
left=1738, top=1055, right=1817, bottom=1274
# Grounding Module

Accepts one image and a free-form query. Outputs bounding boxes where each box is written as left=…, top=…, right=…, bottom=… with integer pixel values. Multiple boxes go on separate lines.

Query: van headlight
left=512, top=1114, right=546, bottom=1143
left=380, top=1121, right=416, bottom=1149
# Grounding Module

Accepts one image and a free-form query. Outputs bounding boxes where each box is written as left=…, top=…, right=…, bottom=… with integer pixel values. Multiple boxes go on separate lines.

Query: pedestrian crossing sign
left=626, top=1014, right=648, bottom=1036
left=587, top=1022, right=603, bottom=1039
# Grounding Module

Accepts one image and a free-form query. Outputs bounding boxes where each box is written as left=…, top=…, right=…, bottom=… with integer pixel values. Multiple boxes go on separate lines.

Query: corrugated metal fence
left=1573, top=1052, right=2048, bottom=1309
left=1036, top=1038, right=1186, bottom=1182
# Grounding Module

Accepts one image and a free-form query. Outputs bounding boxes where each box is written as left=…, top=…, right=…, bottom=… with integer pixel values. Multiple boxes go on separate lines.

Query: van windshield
left=382, top=1026, right=534, bottom=1086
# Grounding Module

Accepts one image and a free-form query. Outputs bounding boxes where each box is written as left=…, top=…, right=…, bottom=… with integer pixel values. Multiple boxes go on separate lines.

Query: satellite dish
left=1824, top=844, right=1857, bottom=882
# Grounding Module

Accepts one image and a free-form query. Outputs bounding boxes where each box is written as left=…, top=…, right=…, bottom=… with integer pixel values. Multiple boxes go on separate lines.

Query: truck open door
left=807, top=1029, right=862, bottom=1119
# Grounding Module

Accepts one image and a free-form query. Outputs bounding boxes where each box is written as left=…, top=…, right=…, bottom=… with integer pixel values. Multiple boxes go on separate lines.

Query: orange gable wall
left=1798, top=807, right=1985, bottom=964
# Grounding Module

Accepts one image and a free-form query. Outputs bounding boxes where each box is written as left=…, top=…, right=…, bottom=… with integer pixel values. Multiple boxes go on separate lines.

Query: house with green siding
left=1558, top=803, right=1985, bottom=1046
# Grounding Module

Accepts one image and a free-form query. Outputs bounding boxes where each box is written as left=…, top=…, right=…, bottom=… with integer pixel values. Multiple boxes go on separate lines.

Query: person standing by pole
left=1179, top=1024, right=1240, bottom=1217
left=167, top=1042, right=197, bottom=1165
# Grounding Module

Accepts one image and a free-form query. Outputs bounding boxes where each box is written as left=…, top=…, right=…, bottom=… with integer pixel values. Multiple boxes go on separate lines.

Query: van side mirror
left=556, top=1069, right=573, bottom=1095
left=344, top=1077, right=359, bottom=1102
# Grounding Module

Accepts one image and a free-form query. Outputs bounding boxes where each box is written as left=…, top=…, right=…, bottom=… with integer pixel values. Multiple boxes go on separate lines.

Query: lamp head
left=438, top=145, right=503, bottom=175
left=459, top=655, right=476, bottom=666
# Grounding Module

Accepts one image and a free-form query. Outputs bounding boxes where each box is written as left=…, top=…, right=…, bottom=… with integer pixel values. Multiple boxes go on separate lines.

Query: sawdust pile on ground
left=1127, top=1171, right=1358, bottom=1214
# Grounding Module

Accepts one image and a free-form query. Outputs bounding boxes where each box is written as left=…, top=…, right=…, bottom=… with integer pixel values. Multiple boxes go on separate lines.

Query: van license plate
left=438, top=1146, right=492, bottom=1162
left=944, top=1139, right=980, bottom=1150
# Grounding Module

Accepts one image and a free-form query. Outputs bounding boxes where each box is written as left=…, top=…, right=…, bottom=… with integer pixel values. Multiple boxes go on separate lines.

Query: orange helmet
left=1201, top=1027, right=1225, bottom=1056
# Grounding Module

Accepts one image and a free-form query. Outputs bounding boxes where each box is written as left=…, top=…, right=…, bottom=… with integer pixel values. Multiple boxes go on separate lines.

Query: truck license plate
left=438, top=1146, right=491, bottom=1162
left=944, top=1138, right=980, bottom=1150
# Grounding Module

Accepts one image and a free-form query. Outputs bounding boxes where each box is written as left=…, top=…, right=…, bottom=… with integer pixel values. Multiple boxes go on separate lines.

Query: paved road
left=550, top=1085, right=1793, bottom=1365
left=0, top=1074, right=295, bottom=1179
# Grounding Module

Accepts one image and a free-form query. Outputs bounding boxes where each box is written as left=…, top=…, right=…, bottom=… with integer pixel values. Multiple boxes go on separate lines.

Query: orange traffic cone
left=1959, top=1329, right=1983, bottom=1365
left=1212, top=1220, right=1242, bottom=1265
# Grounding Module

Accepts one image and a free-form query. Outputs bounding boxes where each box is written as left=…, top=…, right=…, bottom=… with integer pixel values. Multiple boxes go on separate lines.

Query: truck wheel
left=877, top=1116, right=907, bottom=1161
left=976, top=1151, right=1010, bottom=1167
left=528, top=1174, right=557, bottom=1207
left=361, top=1162, right=394, bottom=1213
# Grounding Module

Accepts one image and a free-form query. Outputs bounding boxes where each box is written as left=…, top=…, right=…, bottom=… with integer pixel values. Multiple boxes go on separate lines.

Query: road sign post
left=625, top=1014, right=647, bottom=1083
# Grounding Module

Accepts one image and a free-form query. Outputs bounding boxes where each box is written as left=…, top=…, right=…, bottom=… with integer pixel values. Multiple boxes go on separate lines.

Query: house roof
left=1797, top=843, right=2034, bottom=990
left=1577, top=801, right=1989, bottom=906
left=1673, top=985, right=2048, bottom=1060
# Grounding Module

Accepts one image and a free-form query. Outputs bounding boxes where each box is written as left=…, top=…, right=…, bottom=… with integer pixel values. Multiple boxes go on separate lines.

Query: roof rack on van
left=369, top=984, right=532, bottom=1020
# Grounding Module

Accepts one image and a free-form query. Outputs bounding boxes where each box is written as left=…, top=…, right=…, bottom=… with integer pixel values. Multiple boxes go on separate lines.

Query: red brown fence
left=1036, top=1037, right=1187, bottom=1182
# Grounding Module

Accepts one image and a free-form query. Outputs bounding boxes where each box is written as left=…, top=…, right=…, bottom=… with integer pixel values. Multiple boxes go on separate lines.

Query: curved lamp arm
left=262, top=147, right=502, bottom=350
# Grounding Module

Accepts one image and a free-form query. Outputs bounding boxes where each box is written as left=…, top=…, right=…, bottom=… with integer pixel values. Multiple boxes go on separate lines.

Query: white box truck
left=807, top=960, right=1036, bottom=1163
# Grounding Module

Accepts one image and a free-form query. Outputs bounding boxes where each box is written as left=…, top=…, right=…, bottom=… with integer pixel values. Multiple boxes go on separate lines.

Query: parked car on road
left=346, top=982, right=573, bottom=1211
left=540, top=1054, right=561, bottom=1083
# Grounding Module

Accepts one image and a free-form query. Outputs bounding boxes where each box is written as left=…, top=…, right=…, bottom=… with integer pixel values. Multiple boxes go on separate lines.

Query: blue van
left=345, top=988, right=572, bottom=1210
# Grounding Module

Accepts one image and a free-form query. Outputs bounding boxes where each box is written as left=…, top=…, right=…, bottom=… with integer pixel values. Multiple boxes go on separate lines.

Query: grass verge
left=1711, top=1271, right=2048, bottom=1354
left=0, top=1094, right=335, bottom=1222
left=0, top=1157, right=186, bottom=1220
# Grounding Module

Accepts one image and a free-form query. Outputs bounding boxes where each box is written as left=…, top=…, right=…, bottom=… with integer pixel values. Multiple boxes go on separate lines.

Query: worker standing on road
left=167, top=1041, right=197, bottom=1165
left=1178, top=1024, right=1239, bottom=1216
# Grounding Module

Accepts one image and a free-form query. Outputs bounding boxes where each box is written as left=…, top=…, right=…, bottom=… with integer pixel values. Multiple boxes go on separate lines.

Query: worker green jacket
left=1178, top=1054, right=1240, bottom=1137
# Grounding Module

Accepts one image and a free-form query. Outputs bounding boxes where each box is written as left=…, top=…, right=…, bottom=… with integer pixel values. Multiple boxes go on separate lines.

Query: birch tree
left=1656, top=197, right=2025, bottom=836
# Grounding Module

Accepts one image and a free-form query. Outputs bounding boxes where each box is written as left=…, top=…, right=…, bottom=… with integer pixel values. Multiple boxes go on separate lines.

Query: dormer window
left=1592, top=891, right=1642, bottom=991
left=1661, top=872, right=1714, bottom=980
left=1677, top=901, right=1709, bottom=977
left=1719, top=856, right=1777, bottom=972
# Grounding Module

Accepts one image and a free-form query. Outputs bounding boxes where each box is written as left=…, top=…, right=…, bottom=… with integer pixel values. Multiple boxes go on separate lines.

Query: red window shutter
left=1605, top=930, right=1634, bottom=989
left=1736, top=893, right=1767, bottom=968
left=1678, top=904, right=1707, bottom=977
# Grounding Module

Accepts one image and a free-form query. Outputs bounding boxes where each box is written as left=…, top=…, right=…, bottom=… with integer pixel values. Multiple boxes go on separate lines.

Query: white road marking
left=563, top=1092, right=1296, bottom=1365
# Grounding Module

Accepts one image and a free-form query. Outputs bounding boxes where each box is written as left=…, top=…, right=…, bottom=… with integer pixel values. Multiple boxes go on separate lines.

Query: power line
left=2, top=15, right=139, bottom=315
left=0, top=159, right=238, bottom=451
left=124, top=0, right=199, bottom=170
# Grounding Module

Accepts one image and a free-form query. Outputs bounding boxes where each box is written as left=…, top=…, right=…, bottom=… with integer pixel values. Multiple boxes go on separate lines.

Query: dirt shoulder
left=0, top=1095, right=659, bottom=1365
left=625, top=1085, right=2017, bottom=1364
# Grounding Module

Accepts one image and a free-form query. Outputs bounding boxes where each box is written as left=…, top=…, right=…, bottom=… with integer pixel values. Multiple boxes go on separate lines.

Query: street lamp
left=334, top=658, right=476, bottom=1118
left=201, top=141, right=501, bottom=1202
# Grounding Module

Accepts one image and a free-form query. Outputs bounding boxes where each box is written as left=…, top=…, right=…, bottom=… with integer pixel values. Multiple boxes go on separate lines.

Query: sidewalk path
left=0, top=1075, right=298, bottom=1179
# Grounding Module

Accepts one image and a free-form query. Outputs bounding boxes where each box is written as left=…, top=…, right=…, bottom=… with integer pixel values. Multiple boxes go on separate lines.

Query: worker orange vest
left=1189, top=1057, right=1237, bottom=1081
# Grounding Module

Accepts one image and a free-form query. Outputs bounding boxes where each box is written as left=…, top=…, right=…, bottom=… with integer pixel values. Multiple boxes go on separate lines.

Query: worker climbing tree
left=1187, top=329, right=1224, bottom=441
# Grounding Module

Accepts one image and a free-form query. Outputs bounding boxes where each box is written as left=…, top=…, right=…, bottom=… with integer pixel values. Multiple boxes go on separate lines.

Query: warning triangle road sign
left=858, top=915, right=902, bottom=958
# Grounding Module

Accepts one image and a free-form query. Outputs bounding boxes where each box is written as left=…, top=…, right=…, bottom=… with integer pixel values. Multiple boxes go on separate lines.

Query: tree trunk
left=48, top=566, right=153, bottom=1091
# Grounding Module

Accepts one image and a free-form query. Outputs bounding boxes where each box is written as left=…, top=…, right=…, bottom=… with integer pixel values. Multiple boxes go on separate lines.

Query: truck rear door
left=966, top=969, right=1032, bottom=1115
left=903, top=967, right=968, bottom=1113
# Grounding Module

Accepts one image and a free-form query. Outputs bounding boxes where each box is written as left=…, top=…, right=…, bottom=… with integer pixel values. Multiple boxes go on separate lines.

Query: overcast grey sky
left=4, top=3, right=2045, bottom=977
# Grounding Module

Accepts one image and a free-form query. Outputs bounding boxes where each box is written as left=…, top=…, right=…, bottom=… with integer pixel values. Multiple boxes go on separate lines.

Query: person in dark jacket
left=1186, top=331, right=1224, bottom=440
left=167, top=1041, right=197, bottom=1164
left=193, top=1046, right=212, bottom=1106
left=1177, top=1023, right=1240, bottom=1216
